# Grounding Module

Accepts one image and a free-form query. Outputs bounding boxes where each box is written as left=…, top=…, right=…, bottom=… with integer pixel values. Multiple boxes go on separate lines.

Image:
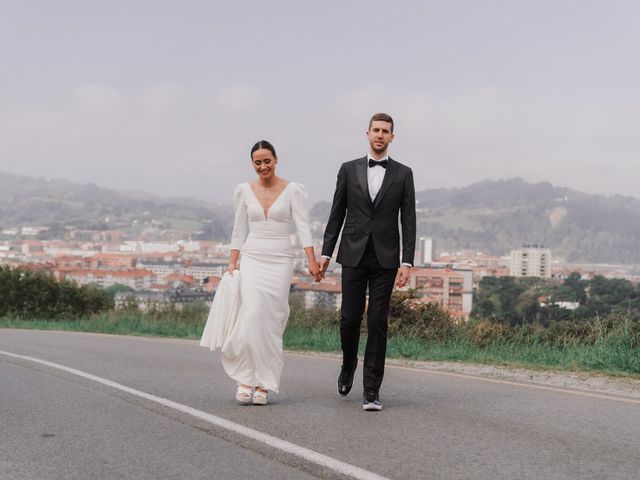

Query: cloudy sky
left=1, top=1, right=639, bottom=203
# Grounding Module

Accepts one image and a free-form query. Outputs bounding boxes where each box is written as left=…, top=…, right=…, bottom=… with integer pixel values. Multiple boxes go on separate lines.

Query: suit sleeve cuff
left=401, top=262, right=413, bottom=267
left=321, top=255, right=331, bottom=260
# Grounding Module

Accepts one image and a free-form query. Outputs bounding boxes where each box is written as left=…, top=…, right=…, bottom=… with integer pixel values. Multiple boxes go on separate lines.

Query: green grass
left=3, top=316, right=640, bottom=377
left=283, top=325, right=342, bottom=352
left=0, top=314, right=203, bottom=339
left=284, top=326, right=640, bottom=377
left=386, top=335, right=640, bottom=375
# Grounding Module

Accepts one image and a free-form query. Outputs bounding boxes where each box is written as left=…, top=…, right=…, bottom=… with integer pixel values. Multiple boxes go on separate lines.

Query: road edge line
left=0, top=349, right=390, bottom=480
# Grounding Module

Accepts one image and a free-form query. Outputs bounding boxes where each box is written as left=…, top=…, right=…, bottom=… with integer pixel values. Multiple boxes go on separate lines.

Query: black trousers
left=340, top=237, right=397, bottom=392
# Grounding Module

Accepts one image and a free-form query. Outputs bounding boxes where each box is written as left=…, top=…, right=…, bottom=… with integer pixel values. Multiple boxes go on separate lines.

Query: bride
left=202, top=140, right=321, bottom=405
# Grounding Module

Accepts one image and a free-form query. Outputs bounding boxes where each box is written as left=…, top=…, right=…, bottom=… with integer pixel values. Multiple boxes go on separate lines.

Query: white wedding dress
left=202, top=182, right=312, bottom=393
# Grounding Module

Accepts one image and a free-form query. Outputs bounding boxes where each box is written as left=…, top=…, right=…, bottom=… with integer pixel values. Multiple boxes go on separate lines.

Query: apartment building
left=136, top=260, right=223, bottom=282
left=66, top=269, right=156, bottom=290
left=183, top=262, right=224, bottom=282
left=293, top=281, right=343, bottom=310
left=509, top=246, right=551, bottom=278
left=114, top=289, right=215, bottom=311
left=417, top=237, right=434, bottom=265
left=136, top=260, right=182, bottom=279
left=87, top=253, right=137, bottom=270
left=406, top=267, right=473, bottom=317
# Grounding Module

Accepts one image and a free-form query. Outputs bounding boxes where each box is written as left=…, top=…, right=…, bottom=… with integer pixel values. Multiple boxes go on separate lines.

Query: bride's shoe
left=236, top=384, right=253, bottom=403
left=252, top=387, right=268, bottom=405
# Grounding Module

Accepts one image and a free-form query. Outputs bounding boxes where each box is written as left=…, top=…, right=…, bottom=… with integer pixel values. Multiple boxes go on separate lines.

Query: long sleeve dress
left=220, top=182, right=313, bottom=393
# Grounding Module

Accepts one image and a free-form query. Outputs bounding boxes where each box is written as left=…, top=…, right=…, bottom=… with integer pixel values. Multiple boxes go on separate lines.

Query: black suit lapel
left=372, top=158, right=399, bottom=210
left=355, top=157, right=371, bottom=205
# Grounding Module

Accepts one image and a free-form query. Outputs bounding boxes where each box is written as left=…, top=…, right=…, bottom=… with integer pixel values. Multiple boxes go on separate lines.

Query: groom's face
left=367, top=120, right=394, bottom=155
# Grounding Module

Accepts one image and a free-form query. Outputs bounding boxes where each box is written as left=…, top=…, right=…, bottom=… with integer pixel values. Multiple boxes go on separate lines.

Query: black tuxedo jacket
left=322, top=156, right=416, bottom=269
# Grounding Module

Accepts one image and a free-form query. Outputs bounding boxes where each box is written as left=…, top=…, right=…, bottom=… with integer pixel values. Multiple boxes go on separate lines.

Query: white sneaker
left=362, top=391, right=382, bottom=411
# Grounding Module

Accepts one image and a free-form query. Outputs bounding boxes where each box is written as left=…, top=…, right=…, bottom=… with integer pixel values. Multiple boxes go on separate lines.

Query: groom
left=319, top=113, right=416, bottom=411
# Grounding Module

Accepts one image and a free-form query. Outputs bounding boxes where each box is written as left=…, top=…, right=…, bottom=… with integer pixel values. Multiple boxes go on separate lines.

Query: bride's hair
left=250, top=140, right=277, bottom=159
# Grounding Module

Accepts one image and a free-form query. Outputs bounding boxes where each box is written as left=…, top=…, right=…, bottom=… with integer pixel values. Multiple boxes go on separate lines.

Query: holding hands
left=319, top=257, right=330, bottom=280
left=308, top=259, right=322, bottom=282
left=303, top=246, right=323, bottom=282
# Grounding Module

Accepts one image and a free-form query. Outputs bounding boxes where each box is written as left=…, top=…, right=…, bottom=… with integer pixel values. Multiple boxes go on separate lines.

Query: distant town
left=2, top=224, right=639, bottom=320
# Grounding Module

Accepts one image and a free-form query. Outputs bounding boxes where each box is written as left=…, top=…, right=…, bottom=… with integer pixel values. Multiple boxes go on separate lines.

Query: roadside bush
left=531, top=308, right=639, bottom=347
left=288, top=293, right=339, bottom=329
left=466, top=319, right=511, bottom=347
left=388, top=290, right=461, bottom=342
left=0, top=266, right=112, bottom=320
left=420, top=303, right=461, bottom=342
left=541, top=320, right=597, bottom=346
left=114, top=296, right=211, bottom=327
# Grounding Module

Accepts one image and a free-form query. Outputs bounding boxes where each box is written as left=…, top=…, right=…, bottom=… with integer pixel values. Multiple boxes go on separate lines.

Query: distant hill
left=413, top=178, right=640, bottom=264
left=2, top=173, right=640, bottom=263
left=0, top=172, right=233, bottom=240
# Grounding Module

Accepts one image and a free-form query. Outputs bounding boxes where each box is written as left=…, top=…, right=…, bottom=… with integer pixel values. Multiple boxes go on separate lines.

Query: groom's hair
left=369, top=113, right=394, bottom=133
left=250, top=140, right=277, bottom=159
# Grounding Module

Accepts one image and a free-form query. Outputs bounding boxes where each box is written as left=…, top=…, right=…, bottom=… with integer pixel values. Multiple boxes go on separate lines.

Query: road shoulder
left=288, top=350, right=640, bottom=400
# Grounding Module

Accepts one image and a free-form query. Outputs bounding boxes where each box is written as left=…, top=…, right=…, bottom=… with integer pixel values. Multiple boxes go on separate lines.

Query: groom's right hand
left=319, top=257, right=330, bottom=279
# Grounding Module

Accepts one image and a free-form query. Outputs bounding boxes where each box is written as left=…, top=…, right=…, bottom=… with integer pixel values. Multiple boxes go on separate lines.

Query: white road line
left=0, top=349, right=389, bottom=480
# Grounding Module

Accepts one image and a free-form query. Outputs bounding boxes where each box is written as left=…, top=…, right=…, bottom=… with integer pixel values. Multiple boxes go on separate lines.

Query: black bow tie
left=368, top=159, right=388, bottom=168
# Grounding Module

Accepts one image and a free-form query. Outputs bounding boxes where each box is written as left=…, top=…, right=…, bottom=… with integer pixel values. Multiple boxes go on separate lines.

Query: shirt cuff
left=321, top=255, right=331, bottom=260
left=401, top=263, right=412, bottom=267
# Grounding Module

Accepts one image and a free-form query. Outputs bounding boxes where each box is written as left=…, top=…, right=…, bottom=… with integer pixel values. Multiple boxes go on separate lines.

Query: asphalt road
left=1, top=329, right=639, bottom=479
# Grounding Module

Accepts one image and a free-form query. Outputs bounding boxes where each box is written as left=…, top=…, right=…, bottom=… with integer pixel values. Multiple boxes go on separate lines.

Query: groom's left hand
left=395, top=265, right=410, bottom=288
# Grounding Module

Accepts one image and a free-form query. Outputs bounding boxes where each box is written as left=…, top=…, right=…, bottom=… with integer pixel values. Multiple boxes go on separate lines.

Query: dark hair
left=368, top=113, right=394, bottom=133
left=250, top=140, right=277, bottom=159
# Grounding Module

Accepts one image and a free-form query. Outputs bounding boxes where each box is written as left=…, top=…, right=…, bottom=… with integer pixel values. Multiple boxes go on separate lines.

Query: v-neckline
left=247, top=182, right=291, bottom=221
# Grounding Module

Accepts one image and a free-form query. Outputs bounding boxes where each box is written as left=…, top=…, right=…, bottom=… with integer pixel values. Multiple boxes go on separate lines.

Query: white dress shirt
left=367, top=153, right=387, bottom=201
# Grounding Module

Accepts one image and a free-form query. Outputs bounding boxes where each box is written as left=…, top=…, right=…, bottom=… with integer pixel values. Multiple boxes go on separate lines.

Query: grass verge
left=4, top=317, right=639, bottom=377
left=0, top=314, right=203, bottom=339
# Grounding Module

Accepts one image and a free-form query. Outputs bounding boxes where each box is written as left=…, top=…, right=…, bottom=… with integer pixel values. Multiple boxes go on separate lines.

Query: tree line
left=472, top=272, right=640, bottom=325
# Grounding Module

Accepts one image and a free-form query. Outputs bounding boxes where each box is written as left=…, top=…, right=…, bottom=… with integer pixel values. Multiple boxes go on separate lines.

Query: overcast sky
left=1, top=1, right=639, bottom=203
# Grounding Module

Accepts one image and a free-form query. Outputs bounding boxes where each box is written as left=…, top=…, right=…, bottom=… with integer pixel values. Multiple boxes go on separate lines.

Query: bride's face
left=251, top=148, right=277, bottom=180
